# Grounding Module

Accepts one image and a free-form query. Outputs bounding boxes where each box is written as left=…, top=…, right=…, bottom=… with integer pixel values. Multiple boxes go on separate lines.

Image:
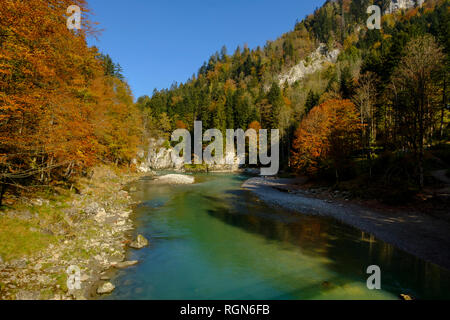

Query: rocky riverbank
left=0, top=166, right=150, bottom=300
left=243, top=177, right=450, bottom=271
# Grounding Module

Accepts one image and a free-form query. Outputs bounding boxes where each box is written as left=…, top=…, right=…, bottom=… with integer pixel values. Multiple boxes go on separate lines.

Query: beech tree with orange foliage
left=0, top=0, right=143, bottom=205
left=291, top=99, right=362, bottom=181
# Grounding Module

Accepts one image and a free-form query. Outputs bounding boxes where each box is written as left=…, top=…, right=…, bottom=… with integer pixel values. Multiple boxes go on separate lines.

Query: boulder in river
left=129, top=234, right=149, bottom=249
left=97, top=282, right=115, bottom=294
left=154, top=174, right=194, bottom=185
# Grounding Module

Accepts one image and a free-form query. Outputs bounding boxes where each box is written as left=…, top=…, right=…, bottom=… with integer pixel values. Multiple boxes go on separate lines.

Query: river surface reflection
left=107, top=173, right=450, bottom=300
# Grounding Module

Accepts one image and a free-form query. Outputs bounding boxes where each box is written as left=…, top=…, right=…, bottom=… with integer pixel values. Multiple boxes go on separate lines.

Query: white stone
left=137, top=163, right=152, bottom=173
left=154, top=174, right=194, bottom=185
left=115, top=219, right=125, bottom=226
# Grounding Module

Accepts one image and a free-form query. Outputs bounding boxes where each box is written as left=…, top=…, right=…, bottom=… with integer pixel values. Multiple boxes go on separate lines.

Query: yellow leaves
left=207, top=69, right=219, bottom=81
left=0, top=62, right=13, bottom=76
left=220, top=62, right=231, bottom=74
left=208, top=101, right=217, bottom=112
left=382, top=13, right=396, bottom=29
left=344, top=33, right=358, bottom=51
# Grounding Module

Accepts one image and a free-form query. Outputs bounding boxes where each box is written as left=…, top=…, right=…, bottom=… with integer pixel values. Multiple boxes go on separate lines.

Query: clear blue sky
left=87, top=0, right=326, bottom=100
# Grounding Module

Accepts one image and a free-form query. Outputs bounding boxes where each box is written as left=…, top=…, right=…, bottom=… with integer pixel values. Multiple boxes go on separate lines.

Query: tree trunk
left=440, top=77, right=446, bottom=140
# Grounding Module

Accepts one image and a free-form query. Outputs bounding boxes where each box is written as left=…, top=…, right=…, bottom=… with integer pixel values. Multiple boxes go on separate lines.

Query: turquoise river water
left=107, top=173, right=450, bottom=300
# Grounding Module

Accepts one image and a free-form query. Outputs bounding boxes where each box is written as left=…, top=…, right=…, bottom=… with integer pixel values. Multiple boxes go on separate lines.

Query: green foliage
left=98, top=53, right=125, bottom=80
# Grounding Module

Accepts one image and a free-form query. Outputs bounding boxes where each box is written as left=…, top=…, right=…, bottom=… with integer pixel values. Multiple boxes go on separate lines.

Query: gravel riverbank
left=243, top=177, right=450, bottom=271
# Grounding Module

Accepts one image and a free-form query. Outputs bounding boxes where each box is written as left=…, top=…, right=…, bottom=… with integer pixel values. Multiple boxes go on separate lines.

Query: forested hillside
left=0, top=0, right=144, bottom=205
left=138, top=0, right=449, bottom=202
left=1, top=0, right=448, bottom=207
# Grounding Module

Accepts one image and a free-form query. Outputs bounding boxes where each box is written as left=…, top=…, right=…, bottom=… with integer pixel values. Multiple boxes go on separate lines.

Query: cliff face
left=277, top=0, right=427, bottom=86
left=136, top=138, right=242, bottom=172
left=278, top=44, right=340, bottom=86
left=146, top=138, right=183, bottom=171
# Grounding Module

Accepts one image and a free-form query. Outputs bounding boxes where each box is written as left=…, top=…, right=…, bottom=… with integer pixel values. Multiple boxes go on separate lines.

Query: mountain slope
left=137, top=0, right=449, bottom=187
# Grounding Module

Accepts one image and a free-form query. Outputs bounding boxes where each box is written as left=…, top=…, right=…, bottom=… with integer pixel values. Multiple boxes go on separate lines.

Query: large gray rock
left=129, top=234, right=149, bottom=249
left=278, top=44, right=340, bottom=86
left=97, top=282, right=115, bottom=294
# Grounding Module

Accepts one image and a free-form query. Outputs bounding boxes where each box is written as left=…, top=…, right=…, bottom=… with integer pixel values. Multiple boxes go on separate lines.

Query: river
left=107, top=173, right=450, bottom=300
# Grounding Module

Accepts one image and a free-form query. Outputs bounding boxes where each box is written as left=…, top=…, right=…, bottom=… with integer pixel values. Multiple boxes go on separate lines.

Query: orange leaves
left=291, top=99, right=362, bottom=175
left=248, top=121, right=262, bottom=132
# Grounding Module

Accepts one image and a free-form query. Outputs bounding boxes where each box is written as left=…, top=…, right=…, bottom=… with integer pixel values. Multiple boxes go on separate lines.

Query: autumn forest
left=0, top=0, right=450, bottom=302
left=0, top=0, right=143, bottom=206
left=1, top=0, right=449, bottom=205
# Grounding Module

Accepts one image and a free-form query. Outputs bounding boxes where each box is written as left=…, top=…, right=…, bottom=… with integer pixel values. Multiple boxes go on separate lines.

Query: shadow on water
left=202, top=190, right=450, bottom=299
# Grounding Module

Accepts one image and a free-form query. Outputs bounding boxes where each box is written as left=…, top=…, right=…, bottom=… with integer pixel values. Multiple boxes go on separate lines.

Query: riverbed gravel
left=243, top=177, right=450, bottom=271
